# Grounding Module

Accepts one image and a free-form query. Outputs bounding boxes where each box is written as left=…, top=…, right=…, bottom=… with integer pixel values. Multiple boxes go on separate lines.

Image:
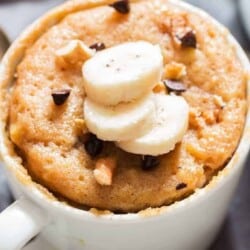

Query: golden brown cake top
left=8, top=0, right=246, bottom=212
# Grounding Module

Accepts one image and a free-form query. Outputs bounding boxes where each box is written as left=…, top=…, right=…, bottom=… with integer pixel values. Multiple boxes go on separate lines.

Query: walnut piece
left=94, top=157, right=116, bottom=186
left=164, top=62, right=186, bottom=80
left=55, top=40, right=95, bottom=66
left=213, top=95, right=225, bottom=109
left=153, top=82, right=167, bottom=94
left=9, top=124, right=23, bottom=144
left=75, top=118, right=88, bottom=135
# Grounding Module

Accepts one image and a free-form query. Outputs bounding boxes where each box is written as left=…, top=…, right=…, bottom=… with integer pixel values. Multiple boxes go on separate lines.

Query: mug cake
left=6, top=0, right=247, bottom=212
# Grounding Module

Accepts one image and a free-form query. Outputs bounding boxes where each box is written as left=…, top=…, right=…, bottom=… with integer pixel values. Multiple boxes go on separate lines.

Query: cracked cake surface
left=8, top=0, right=246, bottom=212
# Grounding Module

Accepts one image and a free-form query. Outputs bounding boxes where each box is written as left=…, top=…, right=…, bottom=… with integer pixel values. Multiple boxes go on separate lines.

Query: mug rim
left=0, top=0, right=250, bottom=222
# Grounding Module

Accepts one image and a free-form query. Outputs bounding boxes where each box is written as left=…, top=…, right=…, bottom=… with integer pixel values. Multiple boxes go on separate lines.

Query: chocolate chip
left=163, top=80, right=187, bottom=93
left=141, top=155, right=160, bottom=171
left=89, top=42, right=106, bottom=51
left=84, top=134, right=103, bottom=157
left=176, top=183, right=187, bottom=190
left=52, top=89, right=71, bottom=106
left=109, top=0, right=130, bottom=14
left=177, top=30, right=197, bottom=48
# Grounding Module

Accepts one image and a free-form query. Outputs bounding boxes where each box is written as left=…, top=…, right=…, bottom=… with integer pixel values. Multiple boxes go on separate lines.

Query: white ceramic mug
left=0, top=0, right=250, bottom=249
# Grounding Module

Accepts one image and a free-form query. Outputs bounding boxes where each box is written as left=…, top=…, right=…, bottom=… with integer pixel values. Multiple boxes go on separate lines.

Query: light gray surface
left=239, top=0, right=250, bottom=40
left=0, top=0, right=64, bottom=41
left=188, top=0, right=250, bottom=50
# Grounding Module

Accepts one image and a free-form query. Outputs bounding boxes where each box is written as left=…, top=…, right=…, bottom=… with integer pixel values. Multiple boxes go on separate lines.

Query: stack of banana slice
left=82, top=41, right=189, bottom=156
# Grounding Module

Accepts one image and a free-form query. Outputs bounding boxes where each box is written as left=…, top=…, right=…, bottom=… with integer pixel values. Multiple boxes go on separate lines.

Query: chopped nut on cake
left=55, top=40, right=95, bottom=66
left=94, top=157, right=117, bottom=186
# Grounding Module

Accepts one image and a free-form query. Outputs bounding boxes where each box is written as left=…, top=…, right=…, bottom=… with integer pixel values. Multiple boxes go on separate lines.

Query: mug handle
left=0, top=197, right=49, bottom=249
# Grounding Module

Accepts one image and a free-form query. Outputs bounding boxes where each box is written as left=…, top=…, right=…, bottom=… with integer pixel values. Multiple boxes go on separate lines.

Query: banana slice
left=117, top=94, right=189, bottom=156
left=84, top=94, right=155, bottom=141
left=82, top=41, right=163, bottom=106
